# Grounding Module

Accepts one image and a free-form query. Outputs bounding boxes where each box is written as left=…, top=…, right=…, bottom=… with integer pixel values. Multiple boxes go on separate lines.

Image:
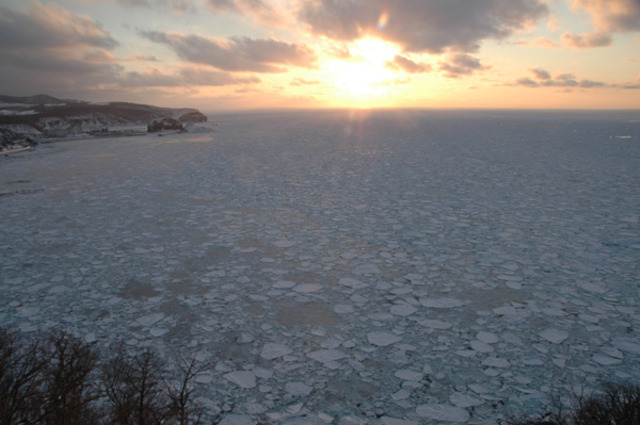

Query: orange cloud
left=571, top=0, right=640, bottom=32
left=562, top=31, right=612, bottom=49
left=386, top=55, right=431, bottom=74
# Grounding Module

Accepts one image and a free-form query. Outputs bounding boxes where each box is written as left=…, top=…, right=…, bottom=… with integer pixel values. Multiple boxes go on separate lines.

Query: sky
left=0, top=0, right=639, bottom=111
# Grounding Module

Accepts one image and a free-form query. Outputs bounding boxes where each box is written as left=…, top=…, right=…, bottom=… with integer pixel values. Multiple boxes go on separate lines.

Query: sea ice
left=224, top=371, right=256, bottom=389
left=381, top=417, right=419, bottom=425
left=218, top=414, right=254, bottom=425
left=261, top=343, right=292, bottom=360
left=307, top=349, right=346, bottom=363
left=449, top=392, right=484, bottom=408
left=2, top=111, right=639, bottom=425
left=293, top=283, right=323, bottom=293
left=285, top=381, right=313, bottom=396
left=419, top=297, right=465, bottom=308
left=367, top=331, right=401, bottom=347
left=416, top=404, right=470, bottom=422
left=394, top=369, right=423, bottom=381
left=539, top=328, right=569, bottom=344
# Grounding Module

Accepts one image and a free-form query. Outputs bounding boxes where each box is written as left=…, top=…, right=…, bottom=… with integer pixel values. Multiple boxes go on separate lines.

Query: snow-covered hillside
left=0, top=94, right=208, bottom=141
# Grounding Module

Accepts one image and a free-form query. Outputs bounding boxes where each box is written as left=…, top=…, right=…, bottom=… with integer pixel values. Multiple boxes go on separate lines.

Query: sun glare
left=324, top=38, right=400, bottom=104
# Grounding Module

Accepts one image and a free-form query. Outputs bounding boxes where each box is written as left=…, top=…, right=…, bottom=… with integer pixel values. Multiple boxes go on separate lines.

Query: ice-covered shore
left=0, top=110, right=638, bottom=424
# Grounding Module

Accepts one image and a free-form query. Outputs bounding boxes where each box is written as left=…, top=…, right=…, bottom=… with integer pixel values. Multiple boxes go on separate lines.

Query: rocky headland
left=0, top=94, right=210, bottom=151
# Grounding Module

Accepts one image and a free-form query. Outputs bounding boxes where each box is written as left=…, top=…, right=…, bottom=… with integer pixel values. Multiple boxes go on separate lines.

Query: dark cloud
left=514, top=68, right=606, bottom=88
left=0, top=2, right=121, bottom=96
left=0, top=50, right=122, bottom=96
left=298, top=0, right=548, bottom=53
left=386, top=55, right=431, bottom=74
left=439, top=54, right=488, bottom=78
left=0, top=1, right=118, bottom=50
left=562, top=31, right=612, bottom=49
left=140, top=31, right=316, bottom=72
left=116, top=0, right=193, bottom=14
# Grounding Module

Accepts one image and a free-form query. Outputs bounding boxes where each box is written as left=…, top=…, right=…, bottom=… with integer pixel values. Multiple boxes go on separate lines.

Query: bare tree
left=38, top=330, right=100, bottom=425
left=0, top=327, right=48, bottom=425
left=102, top=345, right=167, bottom=425
left=165, top=355, right=208, bottom=425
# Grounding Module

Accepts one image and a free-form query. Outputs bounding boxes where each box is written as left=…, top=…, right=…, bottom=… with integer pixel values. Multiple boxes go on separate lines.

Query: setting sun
left=323, top=38, right=401, bottom=103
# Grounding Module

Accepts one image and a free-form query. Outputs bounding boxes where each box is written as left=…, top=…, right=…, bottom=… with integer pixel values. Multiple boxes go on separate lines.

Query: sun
left=323, top=38, right=401, bottom=104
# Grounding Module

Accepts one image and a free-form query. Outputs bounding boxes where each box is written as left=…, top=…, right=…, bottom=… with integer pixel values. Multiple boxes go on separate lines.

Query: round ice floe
left=492, top=305, right=518, bottom=316
left=382, top=417, right=419, bottom=425
left=261, top=343, right=292, bottom=360
left=224, top=371, right=256, bottom=389
left=136, top=313, right=165, bottom=327
left=352, top=263, right=381, bottom=275
left=293, top=283, right=322, bottom=293
left=416, top=404, right=469, bottom=422
left=273, top=240, right=294, bottom=248
left=419, top=297, right=465, bottom=308
left=337, top=277, right=367, bottom=289
left=394, top=369, right=423, bottom=381
left=307, top=349, right=346, bottom=363
left=149, top=327, right=168, bottom=337
left=390, top=304, right=417, bottom=316
left=539, top=328, right=569, bottom=344
left=592, top=354, right=622, bottom=365
left=333, top=304, right=354, bottom=314
left=470, top=340, right=493, bottom=353
left=481, top=357, right=510, bottom=368
left=476, top=331, right=499, bottom=344
left=285, top=381, right=313, bottom=396
left=368, top=331, right=401, bottom=347
left=420, top=319, right=453, bottom=330
left=218, top=414, right=253, bottom=425
left=449, top=392, right=484, bottom=408
left=613, top=338, right=640, bottom=355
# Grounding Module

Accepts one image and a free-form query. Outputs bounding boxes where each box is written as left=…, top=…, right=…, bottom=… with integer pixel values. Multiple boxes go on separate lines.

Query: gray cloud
left=116, top=0, right=193, bottom=14
left=514, top=68, right=606, bottom=88
left=119, top=67, right=260, bottom=88
left=0, top=2, right=118, bottom=50
left=205, top=0, right=281, bottom=23
left=120, top=69, right=181, bottom=88
left=562, top=31, right=613, bottom=49
left=0, top=50, right=122, bottom=96
left=180, top=68, right=261, bottom=86
left=439, top=54, right=488, bottom=78
left=298, top=0, right=548, bottom=53
left=531, top=68, right=551, bottom=80
left=0, top=2, right=121, bottom=97
left=140, top=31, right=316, bottom=72
left=386, top=55, right=431, bottom=74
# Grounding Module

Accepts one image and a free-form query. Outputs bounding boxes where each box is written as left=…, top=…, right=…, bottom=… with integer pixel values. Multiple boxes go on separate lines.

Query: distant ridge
left=0, top=94, right=74, bottom=105
left=0, top=94, right=208, bottom=145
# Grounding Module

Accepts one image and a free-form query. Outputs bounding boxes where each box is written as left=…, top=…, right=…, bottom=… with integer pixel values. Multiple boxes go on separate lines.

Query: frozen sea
left=1, top=109, right=639, bottom=424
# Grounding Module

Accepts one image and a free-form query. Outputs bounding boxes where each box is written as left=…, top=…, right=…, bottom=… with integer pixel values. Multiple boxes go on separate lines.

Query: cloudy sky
left=1, top=0, right=639, bottom=110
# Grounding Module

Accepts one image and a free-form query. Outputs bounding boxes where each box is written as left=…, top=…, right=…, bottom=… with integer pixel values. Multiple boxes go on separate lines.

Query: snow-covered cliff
left=0, top=94, right=208, bottom=142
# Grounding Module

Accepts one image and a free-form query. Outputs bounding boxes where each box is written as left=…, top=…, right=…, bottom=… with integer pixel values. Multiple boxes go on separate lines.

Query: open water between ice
left=1, top=109, right=639, bottom=424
